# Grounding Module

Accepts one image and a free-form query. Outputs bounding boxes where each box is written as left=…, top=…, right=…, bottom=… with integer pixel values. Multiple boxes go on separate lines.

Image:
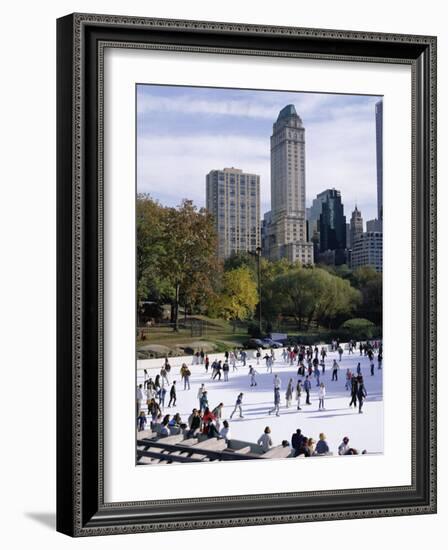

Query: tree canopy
left=208, top=267, right=258, bottom=322
left=136, top=195, right=220, bottom=329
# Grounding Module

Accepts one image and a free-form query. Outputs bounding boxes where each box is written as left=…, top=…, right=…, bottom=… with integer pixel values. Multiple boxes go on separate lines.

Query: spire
left=277, top=104, right=298, bottom=121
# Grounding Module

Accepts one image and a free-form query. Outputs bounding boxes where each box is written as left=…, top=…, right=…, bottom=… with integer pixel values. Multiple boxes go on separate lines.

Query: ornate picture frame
left=56, top=13, right=437, bottom=536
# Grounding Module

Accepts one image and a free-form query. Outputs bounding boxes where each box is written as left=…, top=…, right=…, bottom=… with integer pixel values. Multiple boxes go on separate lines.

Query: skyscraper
left=206, top=167, right=260, bottom=259
left=262, top=105, right=313, bottom=264
left=350, top=206, right=364, bottom=247
left=318, top=189, right=347, bottom=265
left=307, top=192, right=328, bottom=239
left=351, top=231, right=383, bottom=272
left=366, top=218, right=382, bottom=232
left=376, top=100, right=383, bottom=223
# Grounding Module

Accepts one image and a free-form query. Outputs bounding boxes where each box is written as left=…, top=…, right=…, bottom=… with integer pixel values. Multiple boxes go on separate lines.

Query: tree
left=162, top=200, right=219, bottom=331
left=258, top=258, right=296, bottom=328
left=209, top=267, right=258, bottom=326
left=267, top=266, right=361, bottom=331
left=136, top=196, right=220, bottom=330
left=352, top=266, right=382, bottom=325
left=136, top=195, right=172, bottom=307
left=223, top=251, right=258, bottom=273
left=268, top=268, right=317, bottom=330
left=314, top=272, right=361, bottom=329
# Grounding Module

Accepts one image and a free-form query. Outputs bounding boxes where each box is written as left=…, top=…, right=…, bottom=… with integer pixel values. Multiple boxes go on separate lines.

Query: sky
left=136, top=84, right=381, bottom=224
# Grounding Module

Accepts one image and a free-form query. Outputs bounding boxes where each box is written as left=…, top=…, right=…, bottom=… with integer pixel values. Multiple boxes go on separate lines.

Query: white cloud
left=306, top=112, right=377, bottom=219
left=137, top=134, right=271, bottom=211
left=137, top=94, right=379, bottom=222
left=136, top=90, right=341, bottom=122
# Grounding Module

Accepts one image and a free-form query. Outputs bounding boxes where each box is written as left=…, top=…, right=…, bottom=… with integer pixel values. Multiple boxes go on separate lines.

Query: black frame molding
left=57, top=13, right=437, bottom=537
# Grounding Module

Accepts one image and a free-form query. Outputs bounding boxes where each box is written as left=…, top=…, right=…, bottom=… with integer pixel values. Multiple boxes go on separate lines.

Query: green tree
left=314, top=271, right=361, bottom=328
left=269, top=268, right=317, bottom=330
left=136, top=195, right=220, bottom=330
left=209, top=267, right=258, bottom=325
left=136, top=195, right=172, bottom=306
left=268, top=266, right=360, bottom=331
left=259, top=258, right=296, bottom=328
left=162, top=200, right=219, bottom=331
left=352, top=266, right=382, bottom=325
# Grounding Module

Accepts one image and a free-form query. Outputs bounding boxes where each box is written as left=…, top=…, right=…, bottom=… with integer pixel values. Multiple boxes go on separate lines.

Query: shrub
left=340, top=318, right=376, bottom=340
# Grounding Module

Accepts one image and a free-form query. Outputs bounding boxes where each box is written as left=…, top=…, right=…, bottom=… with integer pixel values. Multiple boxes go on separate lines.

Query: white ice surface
left=137, top=347, right=383, bottom=456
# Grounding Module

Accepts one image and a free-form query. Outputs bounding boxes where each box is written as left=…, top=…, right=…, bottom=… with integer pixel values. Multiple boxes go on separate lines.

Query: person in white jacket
left=219, top=420, right=231, bottom=442
left=136, top=384, right=145, bottom=416
left=338, top=436, right=350, bottom=455
left=257, top=426, right=273, bottom=453
left=318, top=382, right=326, bottom=410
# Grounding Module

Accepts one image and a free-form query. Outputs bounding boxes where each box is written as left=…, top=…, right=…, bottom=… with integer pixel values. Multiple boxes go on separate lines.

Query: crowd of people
left=289, top=429, right=366, bottom=457
left=136, top=339, right=382, bottom=458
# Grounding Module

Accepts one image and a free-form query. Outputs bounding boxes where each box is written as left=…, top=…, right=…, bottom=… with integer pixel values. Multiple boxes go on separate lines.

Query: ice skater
left=212, top=361, right=222, bottom=380
left=332, top=360, right=340, bottom=381
left=320, top=346, right=327, bottom=365
left=349, top=374, right=358, bottom=408
left=230, top=393, right=244, bottom=419
left=285, top=378, right=294, bottom=408
left=264, top=353, right=273, bottom=373
left=357, top=376, right=367, bottom=413
left=269, top=386, right=281, bottom=416
left=345, top=368, right=352, bottom=390
left=181, top=364, right=191, bottom=390
left=167, top=381, right=177, bottom=407
left=303, top=375, right=312, bottom=405
left=273, top=374, right=281, bottom=390
left=318, top=382, right=326, bottom=410
left=229, top=351, right=238, bottom=371
left=248, top=365, right=259, bottom=386
left=137, top=410, right=147, bottom=432
left=314, top=364, right=321, bottom=386
left=295, top=379, right=303, bottom=410
left=223, top=361, right=230, bottom=381
left=199, top=390, right=209, bottom=413
left=136, top=384, right=145, bottom=416
left=197, top=384, right=206, bottom=409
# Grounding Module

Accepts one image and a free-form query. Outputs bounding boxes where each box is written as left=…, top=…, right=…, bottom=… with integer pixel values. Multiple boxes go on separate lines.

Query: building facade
left=366, top=218, right=382, bottom=232
left=350, top=231, right=383, bottom=272
left=307, top=191, right=328, bottom=242
left=206, top=167, right=260, bottom=259
left=350, top=206, right=364, bottom=247
left=318, top=188, right=347, bottom=265
left=262, top=105, right=313, bottom=265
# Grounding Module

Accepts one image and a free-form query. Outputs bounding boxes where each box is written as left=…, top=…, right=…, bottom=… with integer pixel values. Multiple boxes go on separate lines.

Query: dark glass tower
left=318, top=189, right=347, bottom=265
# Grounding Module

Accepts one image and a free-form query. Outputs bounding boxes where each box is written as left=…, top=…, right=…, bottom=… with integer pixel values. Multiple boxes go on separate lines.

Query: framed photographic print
left=56, top=13, right=437, bottom=536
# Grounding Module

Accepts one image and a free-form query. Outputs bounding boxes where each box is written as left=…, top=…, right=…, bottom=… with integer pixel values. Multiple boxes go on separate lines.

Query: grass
left=136, top=316, right=249, bottom=357
left=136, top=315, right=381, bottom=358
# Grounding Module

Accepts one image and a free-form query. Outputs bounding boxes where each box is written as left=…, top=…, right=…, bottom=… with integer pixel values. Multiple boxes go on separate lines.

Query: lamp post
left=249, top=247, right=263, bottom=336
left=256, top=246, right=262, bottom=336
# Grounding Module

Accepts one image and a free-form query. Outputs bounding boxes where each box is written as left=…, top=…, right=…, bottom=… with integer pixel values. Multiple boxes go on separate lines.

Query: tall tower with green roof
left=262, top=105, right=314, bottom=265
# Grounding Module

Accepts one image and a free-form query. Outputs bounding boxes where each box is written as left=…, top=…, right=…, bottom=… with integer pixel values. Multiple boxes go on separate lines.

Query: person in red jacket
left=202, top=407, right=216, bottom=434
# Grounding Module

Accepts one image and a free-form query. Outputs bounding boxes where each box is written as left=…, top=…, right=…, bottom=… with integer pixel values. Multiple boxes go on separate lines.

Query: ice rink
left=137, top=346, right=383, bottom=456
